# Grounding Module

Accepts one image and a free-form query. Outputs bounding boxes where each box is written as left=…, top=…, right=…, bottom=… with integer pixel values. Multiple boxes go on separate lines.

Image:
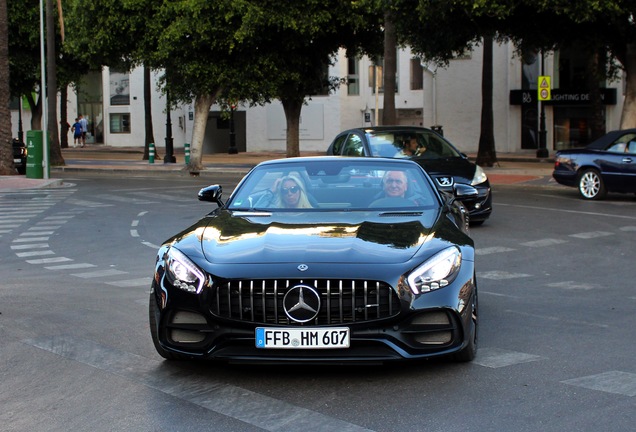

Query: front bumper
left=149, top=266, right=477, bottom=363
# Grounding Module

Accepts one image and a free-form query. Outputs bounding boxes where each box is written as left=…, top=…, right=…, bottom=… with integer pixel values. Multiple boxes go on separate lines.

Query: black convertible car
left=149, top=157, right=479, bottom=364
left=327, top=126, right=491, bottom=224
left=553, top=128, right=636, bottom=199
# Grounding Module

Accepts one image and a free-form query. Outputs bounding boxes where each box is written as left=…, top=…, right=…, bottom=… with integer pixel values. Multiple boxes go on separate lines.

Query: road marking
left=27, top=257, right=73, bottom=265
left=520, top=238, right=567, bottom=247
left=474, top=348, right=543, bottom=368
left=478, top=271, right=531, bottom=280
left=619, top=226, right=636, bottom=232
left=142, top=241, right=161, bottom=249
left=71, top=269, right=128, bottom=278
left=45, top=263, right=97, bottom=270
left=476, top=246, right=516, bottom=255
left=106, top=278, right=150, bottom=287
left=65, top=198, right=113, bottom=208
left=10, top=243, right=50, bottom=250
left=15, top=250, right=55, bottom=257
left=96, top=194, right=157, bottom=204
left=498, top=203, right=636, bottom=220
left=22, top=230, right=54, bottom=235
left=569, top=231, right=613, bottom=239
left=13, top=237, right=50, bottom=242
left=562, top=371, right=636, bottom=397
left=546, top=281, right=598, bottom=290
left=23, top=336, right=376, bottom=432
left=505, top=310, right=608, bottom=328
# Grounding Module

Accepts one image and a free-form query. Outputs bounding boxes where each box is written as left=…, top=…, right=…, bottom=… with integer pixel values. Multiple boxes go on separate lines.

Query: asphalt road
left=1, top=172, right=635, bottom=432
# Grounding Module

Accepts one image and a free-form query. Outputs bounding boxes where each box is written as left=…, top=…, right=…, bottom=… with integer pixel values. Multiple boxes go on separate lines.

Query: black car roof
left=587, top=128, right=636, bottom=150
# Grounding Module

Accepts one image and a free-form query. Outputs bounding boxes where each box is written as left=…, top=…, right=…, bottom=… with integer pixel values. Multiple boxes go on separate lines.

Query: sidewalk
left=0, top=145, right=556, bottom=191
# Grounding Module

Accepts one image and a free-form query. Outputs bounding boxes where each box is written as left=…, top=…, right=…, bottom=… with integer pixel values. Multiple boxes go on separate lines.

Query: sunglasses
left=281, top=186, right=300, bottom=194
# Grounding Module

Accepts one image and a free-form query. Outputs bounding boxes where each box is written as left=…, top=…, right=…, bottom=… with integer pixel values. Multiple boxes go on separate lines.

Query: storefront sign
left=510, top=88, right=617, bottom=106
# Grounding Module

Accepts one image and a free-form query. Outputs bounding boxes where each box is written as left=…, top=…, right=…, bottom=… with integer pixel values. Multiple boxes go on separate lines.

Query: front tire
left=578, top=169, right=606, bottom=200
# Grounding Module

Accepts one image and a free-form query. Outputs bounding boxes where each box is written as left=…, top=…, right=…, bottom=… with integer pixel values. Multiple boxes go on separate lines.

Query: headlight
left=406, top=247, right=462, bottom=294
left=165, top=247, right=206, bottom=294
left=471, top=165, right=488, bottom=185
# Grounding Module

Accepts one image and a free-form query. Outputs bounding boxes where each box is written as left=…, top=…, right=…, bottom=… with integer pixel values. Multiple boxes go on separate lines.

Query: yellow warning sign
left=538, top=76, right=551, bottom=101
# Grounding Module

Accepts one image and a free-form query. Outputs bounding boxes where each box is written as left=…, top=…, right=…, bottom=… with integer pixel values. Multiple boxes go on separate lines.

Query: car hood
left=411, top=157, right=476, bottom=184
left=169, top=209, right=464, bottom=266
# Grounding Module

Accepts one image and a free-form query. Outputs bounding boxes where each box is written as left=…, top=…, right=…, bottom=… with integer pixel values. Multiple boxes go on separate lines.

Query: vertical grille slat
left=211, top=278, right=400, bottom=325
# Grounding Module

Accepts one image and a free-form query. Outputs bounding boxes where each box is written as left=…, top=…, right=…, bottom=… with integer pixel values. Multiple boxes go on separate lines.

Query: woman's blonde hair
left=274, top=173, right=312, bottom=208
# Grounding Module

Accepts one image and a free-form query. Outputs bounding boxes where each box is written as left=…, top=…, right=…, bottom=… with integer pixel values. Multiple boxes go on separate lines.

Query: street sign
left=538, top=76, right=551, bottom=101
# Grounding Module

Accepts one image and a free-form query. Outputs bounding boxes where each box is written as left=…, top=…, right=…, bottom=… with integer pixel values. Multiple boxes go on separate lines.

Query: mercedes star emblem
left=283, top=285, right=321, bottom=323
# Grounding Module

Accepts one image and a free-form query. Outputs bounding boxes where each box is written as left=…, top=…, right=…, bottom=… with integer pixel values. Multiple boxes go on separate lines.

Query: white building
left=11, top=41, right=624, bottom=155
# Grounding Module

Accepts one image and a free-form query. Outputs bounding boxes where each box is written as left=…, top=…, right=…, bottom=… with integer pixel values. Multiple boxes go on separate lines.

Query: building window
left=110, top=71, right=130, bottom=106
left=347, top=56, right=360, bottom=95
left=110, top=113, right=130, bottom=133
left=368, top=54, right=399, bottom=94
left=368, top=59, right=384, bottom=93
left=410, top=59, right=423, bottom=90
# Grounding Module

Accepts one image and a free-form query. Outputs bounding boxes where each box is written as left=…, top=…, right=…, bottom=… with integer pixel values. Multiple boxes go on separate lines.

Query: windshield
left=227, top=159, right=440, bottom=212
left=366, top=129, right=463, bottom=159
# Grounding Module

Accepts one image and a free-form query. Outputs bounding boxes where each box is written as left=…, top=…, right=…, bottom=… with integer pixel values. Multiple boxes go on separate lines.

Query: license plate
left=14, top=158, right=21, bottom=163
left=255, top=327, right=350, bottom=349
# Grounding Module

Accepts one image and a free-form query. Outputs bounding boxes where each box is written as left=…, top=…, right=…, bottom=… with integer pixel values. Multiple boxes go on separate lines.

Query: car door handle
left=622, top=157, right=633, bottom=163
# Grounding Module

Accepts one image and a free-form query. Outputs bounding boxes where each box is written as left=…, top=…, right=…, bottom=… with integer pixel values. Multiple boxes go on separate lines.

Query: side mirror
left=198, top=185, right=224, bottom=206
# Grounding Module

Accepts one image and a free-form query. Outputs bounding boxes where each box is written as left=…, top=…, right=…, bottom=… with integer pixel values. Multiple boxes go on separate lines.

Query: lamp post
left=537, top=51, right=549, bottom=158
left=164, top=89, right=176, bottom=163
left=228, top=102, right=238, bottom=154
left=39, top=0, right=49, bottom=179
left=18, top=98, right=23, bottom=143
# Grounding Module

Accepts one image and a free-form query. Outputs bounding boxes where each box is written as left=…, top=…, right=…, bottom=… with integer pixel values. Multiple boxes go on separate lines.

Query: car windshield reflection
left=227, top=159, right=439, bottom=211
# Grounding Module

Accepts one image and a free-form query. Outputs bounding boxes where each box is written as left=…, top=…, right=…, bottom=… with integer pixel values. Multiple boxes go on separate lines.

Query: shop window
left=110, top=113, right=130, bottom=133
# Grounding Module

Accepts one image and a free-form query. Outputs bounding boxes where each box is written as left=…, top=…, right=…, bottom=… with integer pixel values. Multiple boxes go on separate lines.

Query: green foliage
left=7, top=0, right=40, bottom=100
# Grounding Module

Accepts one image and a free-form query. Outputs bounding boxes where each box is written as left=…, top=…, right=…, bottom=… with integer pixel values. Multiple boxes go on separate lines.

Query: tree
left=7, top=0, right=43, bottom=130
left=146, top=0, right=277, bottom=172
left=0, top=0, right=14, bottom=175
left=394, top=0, right=505, bottom=166
left=65, top=0, right=159, bottom=160
left=237, top=0, right=383, bottom=157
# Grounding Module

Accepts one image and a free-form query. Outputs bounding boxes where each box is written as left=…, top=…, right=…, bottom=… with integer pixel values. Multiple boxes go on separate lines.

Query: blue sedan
left=553, top=129, right=636, bottom=200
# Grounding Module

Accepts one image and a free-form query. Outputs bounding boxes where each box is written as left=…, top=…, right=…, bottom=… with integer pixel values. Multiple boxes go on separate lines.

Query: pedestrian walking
left=71, top=118, right=83, bottom=148
left=78, top=114, right=88, bottom=148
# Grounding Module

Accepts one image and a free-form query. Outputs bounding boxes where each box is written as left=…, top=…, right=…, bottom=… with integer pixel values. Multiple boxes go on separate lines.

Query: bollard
left=149, top=143, right=155, bottom=164
left=184, top=143, right=190, bottom=164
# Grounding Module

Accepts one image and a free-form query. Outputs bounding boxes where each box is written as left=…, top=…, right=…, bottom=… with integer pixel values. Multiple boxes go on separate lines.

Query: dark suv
left=12, top=138, right=27, bottom=174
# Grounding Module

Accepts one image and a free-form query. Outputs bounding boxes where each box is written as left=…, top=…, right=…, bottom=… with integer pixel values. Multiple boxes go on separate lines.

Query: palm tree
left=0, top=0, right=15, bottom=175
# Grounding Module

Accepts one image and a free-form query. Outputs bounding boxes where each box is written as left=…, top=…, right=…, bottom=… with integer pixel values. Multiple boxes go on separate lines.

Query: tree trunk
left=59, top=86, right=69, bottom=148
left=46, top=0, right=64, bottom=166
left=187, top=92, right=216, bottom=173
left=476, top=35, right=497, bottom=167
left=142, top=66, right=156, bottom=160
left=382, top=9, right=397, bottom=126
left=587, top=49, right=605, bottom=141
left=0, top=0, right=15, bottom=175
left=27, top=93, right=42, bottom=130
left=281, top=97, right=303, bottom=157
left=620, top=42, right=636, bottom=128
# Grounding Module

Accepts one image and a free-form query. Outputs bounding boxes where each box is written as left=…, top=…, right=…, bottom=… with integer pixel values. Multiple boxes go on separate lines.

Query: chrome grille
left=211, top=279, right=401, bottom=325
